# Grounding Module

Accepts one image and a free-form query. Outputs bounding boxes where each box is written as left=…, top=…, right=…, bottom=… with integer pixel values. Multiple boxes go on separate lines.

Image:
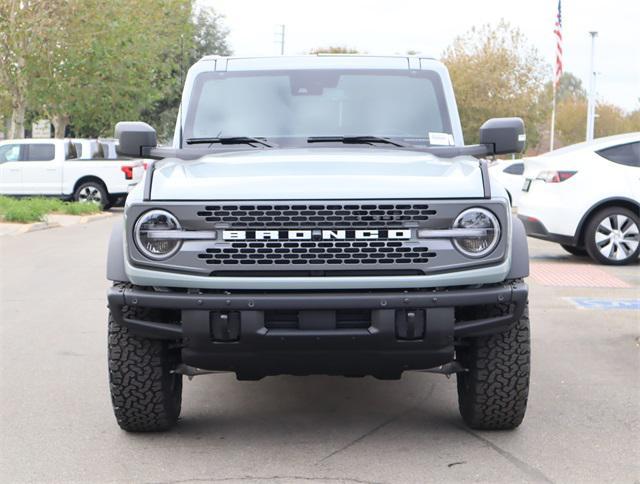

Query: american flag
left=554, top=0, right=563, bottom=86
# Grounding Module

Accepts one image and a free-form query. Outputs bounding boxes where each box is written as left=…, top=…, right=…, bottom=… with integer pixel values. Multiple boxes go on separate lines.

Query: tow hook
left=171, top=363, right=228, bottom=380
left=417, top=361, right=467, bottom=377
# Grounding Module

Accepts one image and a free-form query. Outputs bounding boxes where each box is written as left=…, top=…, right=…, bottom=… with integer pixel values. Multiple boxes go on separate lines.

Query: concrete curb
left=0, top=211, right=113, bottom=236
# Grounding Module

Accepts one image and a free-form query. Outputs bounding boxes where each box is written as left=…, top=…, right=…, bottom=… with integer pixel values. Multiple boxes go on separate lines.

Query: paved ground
left=1, top=216, right=638, bottom=483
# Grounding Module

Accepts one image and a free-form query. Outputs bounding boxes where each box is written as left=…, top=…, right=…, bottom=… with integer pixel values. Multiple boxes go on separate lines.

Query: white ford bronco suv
left=107, top=55, right=530, bottom=432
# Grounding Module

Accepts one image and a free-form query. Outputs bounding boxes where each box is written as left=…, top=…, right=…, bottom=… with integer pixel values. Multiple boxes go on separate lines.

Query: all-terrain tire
left=561, top=244, right=587, bottom=257
left=108, top=309, right=182, bottom=432
left=456, top=303, right=530, bottom=430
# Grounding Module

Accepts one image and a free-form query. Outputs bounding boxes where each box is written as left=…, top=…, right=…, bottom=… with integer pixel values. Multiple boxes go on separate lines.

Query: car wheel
left=585, top=207, right=640, bottom=265
left=74, top=181, right=109, bottom=209
left=561, top=244, right=588, bottom=257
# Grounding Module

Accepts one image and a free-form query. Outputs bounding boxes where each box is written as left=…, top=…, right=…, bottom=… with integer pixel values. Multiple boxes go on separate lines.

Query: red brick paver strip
left=529, top=262, right=632, bottom=288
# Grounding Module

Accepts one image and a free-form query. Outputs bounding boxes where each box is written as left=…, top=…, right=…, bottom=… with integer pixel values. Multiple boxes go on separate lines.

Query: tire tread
left=108, top=302, right=182, bottom=432
left=457, top=303, right=530, bottom=430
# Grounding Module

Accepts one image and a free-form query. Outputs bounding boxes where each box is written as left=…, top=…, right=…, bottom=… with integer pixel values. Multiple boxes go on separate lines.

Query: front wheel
left=74, top=181, right=109, bottom=209
left=584, top=207, right=640, bottom=265
left=456, top=304, right=530, bottom=430
left=108, top=310, right=182, bottom=432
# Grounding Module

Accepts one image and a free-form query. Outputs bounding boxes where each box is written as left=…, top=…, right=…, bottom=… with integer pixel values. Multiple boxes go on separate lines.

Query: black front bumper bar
left=107, top=281, right=527, bottom=379
left=108, top=281, right=527, bottom=339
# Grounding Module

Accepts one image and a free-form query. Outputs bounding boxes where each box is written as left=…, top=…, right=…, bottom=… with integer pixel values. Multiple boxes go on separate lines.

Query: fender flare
left=506, top=214, right=529, bottom=279
left=106, top=220, right=129, bottom=282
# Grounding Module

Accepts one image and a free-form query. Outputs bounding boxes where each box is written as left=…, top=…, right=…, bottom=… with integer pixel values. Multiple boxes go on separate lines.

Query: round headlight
left=134, top=210, right=181, bottom=260
left=452, top=208, right=500, bottom=257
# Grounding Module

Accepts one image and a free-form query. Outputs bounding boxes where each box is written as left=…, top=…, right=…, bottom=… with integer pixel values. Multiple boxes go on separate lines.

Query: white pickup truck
left=0, top=138, right=144, bottom=208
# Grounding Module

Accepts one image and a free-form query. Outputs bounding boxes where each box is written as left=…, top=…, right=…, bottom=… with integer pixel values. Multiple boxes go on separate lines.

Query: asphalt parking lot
left=1, top=215, right=638, bottom=483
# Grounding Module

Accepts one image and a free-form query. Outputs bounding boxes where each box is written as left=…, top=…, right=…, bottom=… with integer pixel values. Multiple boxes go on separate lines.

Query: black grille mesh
left=198, top=240, right=436, bottom=266
left=196, top=203, right=437, bottom=228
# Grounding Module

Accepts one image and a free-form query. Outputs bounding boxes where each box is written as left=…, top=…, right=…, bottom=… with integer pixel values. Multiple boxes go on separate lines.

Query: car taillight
left=121, top=165, right=133, bottom=180
left=143, top=162, right=149, bottom=170
left=535, top=170, right=577, bottom=183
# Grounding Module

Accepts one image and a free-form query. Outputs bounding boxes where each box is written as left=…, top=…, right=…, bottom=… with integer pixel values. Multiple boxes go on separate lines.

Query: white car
left=518, top=132, right=640, bottom=265
left=489, top=158, right=526, bottom=206
left=0, top=138, right=144, bottom=208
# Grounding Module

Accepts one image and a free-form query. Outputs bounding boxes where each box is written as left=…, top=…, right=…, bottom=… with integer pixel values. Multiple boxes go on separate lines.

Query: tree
left=594, top=103, right=638, bottom=138
left=0, top=0, right=67, bottom=138
left=27, top=0, right=193, bottom=139
left=544, top=75, right=639, bottom=148
left=441, top=20, right=548, bottom=148
left=543, top=72, right=587, bottom=105
left=191, top=7, right=231, bottom=62
left=141, top=6, right=232, bottom=142
left=554, top=97, right=587, bottom=146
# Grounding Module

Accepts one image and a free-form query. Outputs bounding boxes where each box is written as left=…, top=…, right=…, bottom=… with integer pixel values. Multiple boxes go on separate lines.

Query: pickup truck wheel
left=108, top=310, right=182, bottom=432
left=584, top=207, right=640, bottom=265
left=74, top=181, right=109, bottom=209
left=456, top=303, right=530, bottom=430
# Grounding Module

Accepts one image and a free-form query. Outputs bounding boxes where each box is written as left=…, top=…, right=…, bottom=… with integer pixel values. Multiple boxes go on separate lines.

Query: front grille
left=196, top=203, right=437, bottom=228
left=197, top=240, right=436, bottom=266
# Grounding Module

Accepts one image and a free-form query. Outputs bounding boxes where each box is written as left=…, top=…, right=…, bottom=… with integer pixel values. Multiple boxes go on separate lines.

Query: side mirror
left=115, top=121, right=157, bottom=157
left=479, top=117, right=526, bottom=155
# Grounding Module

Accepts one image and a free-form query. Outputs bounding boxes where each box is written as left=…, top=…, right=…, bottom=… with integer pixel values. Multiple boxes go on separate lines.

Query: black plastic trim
left=479, top=159, right=491, bottom=199
left=107, top=281, right=527, bottom=340
left=518, top=214, right=575, bottom=246
left=142, top=161, right=156, bottom=201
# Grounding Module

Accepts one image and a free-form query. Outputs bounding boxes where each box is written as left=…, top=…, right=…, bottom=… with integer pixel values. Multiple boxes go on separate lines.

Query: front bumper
left=108, top=280, right=527, bottom=379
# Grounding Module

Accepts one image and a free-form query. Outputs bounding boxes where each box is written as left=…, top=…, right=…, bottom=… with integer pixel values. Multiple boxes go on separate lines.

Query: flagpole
left=550, top=79, right=557, bottom=152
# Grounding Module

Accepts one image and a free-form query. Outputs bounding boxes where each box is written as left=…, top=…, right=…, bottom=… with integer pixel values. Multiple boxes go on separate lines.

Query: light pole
left=585, top=31, right=598, bottom=141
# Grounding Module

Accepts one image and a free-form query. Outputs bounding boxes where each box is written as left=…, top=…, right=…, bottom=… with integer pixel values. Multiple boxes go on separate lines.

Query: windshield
left=183, top=69, right=452, bottom=144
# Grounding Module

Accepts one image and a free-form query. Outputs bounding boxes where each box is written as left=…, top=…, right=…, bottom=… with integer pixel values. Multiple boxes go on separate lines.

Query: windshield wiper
left=307, top=136, right=410, bottom=148
left=185, top=136, right=274, bottom=148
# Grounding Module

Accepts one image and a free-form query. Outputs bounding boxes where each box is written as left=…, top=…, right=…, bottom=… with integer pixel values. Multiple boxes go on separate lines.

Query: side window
left=26, top=144, right=55, bottom=161
left=0, top=144, right=22, bottom=162
left=503, top=162, right=525, bottom=175
left=73, top=142, right=83, bottom=158
left=596, top=142, right=640, bottom=167
left=66, top=142, right=78, bottom=160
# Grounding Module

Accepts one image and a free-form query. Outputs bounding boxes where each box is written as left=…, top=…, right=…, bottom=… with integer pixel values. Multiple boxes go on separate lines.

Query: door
left=19, top=143, right=63, bottom=195
left=0, top=143, right=24, bottom=194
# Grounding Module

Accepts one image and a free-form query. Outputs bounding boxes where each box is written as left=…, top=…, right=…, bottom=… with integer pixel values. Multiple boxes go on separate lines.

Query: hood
left=149, top=148, right=484, bottom=200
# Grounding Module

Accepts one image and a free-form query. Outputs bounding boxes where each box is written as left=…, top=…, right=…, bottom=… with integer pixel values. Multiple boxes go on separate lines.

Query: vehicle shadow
left=127, top=373, right=464, bottom=445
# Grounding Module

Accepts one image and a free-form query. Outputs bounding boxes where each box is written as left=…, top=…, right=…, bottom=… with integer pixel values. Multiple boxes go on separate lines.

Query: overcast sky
left=200, top=0, right=639, bottom=112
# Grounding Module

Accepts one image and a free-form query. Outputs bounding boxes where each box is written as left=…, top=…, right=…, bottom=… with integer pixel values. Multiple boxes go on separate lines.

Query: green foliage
left=547, top=73, right=640, bottom=148
left=28, top=0, right=194, bottom=138
left=1, top=1, right=231, bottom=140
left=141, top=6, right=232, bottom=143
left=191, top=7, right=232, bottom=62
left=441, top=20, right=548, bottom=148
left=0, top=196, right=100, bottom=223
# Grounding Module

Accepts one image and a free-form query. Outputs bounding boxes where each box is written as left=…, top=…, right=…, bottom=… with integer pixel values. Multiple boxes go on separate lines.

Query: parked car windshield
left=183, top=69, right=452, bottom=144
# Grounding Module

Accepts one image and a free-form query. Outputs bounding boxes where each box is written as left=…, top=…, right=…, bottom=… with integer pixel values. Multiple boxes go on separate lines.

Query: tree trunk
left=52, top=114, right=69, bottom=138
left=9, top=98, right=26, bottom=139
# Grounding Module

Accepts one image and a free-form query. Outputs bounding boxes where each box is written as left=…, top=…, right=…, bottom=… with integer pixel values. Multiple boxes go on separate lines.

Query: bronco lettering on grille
left=222, top=229, right=411, bottom=241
